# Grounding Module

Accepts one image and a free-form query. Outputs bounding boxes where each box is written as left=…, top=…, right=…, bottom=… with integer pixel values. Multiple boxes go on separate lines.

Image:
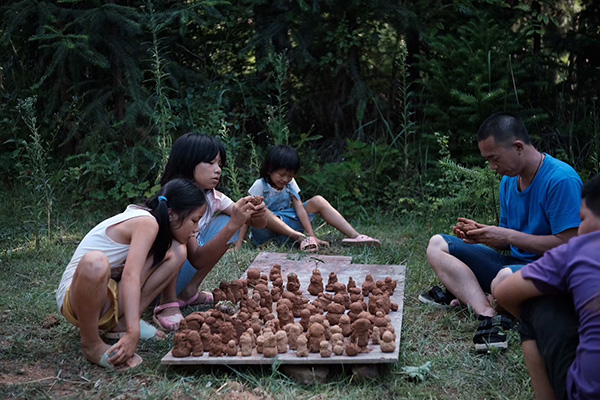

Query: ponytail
left=145, top=178, right=206, bottom=265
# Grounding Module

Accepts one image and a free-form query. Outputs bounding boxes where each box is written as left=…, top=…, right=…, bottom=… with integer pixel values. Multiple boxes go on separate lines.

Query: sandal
left=153, top=302, right=184, bottom=331
left=418, top=285, right=456, bottom=309
left=473, top=315, right=514, bottom=353
left=300, top=237, right=319, bottom=253
left=177, top=291, right=214, bottom=308
left=98, top=346, right=143, bottom=371
left=341, top=234, right=381, bottom=247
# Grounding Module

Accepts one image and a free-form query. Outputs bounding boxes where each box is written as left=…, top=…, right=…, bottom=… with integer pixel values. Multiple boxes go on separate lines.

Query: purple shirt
left=521, top=230, right=600, bottom=400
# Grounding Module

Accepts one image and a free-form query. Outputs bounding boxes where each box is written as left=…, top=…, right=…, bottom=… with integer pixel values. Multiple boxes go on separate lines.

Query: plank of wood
left=161, top=252, right=405, bottom=365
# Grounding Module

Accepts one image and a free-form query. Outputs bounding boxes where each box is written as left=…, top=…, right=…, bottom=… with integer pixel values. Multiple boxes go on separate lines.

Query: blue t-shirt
left=499, top=154, right=582, bottom=262
left=521, top=230, right=600, bottom=399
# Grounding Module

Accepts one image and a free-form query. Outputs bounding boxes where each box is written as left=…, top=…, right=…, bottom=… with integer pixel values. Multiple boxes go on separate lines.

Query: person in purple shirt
left=494, top=172, right=600, bottom=400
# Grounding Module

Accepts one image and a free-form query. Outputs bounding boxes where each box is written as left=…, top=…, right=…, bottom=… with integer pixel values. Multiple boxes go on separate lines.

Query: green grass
left=0, top=193, right=532, bottom=399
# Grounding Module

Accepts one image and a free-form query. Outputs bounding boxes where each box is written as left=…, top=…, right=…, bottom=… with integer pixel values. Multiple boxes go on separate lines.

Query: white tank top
left=55, top=205, right=153, bottom=310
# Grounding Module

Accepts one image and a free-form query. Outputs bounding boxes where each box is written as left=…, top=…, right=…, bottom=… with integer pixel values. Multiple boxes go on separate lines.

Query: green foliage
left=425, top=133, right=501, bottom=224
left=15, top=97, right=55, bottom=247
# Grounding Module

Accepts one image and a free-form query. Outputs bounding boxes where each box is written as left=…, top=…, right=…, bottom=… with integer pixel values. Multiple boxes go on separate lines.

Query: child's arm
left=187, top=197, right=255, bottom=271
left=112, top=217, right=158, bottom=364
left=233, top=223, right=250, bottom=251
left=493, top=270, right=544, bottom=319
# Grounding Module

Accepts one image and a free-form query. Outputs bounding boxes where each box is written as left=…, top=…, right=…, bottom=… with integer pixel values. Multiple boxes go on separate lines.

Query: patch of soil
left=42, top=315, right=59, bottom=329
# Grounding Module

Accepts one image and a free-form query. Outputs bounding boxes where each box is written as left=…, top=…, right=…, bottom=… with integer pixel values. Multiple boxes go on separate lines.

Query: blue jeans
left=176, top=214, right=239, bottom=296
left=250, top=205, right=315, bottom=246
left=441, top=234, right=528, bottom=293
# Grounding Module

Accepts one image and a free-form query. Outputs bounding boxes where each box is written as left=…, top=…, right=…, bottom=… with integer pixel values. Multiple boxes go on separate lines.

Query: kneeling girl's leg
left=65, top=251, right=115, bottom=363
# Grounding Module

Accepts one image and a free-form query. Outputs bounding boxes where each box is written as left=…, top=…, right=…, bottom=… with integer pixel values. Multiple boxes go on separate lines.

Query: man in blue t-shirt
left=419, top=112, right=582, bottom=352
left=494, top=173, right=600, bottom=400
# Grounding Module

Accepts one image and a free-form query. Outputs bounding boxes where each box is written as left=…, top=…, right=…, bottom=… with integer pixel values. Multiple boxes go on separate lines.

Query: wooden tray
left=161, top=252, right=405, bottom=365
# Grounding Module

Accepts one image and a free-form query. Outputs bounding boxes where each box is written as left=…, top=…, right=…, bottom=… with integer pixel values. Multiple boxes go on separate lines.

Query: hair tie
left=158, top=195, right=168, bottom=203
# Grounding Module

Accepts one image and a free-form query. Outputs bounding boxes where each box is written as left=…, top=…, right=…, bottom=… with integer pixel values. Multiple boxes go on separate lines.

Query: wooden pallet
left=161, top=251, right=405, bottom=365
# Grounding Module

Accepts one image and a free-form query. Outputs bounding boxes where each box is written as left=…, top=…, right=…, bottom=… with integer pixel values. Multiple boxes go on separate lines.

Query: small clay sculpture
left=276, top=302, right=294, bottom=327
left=362, top=274, right=375, bottom=297
left=220, top=321, right=236, bottom=345
left=307, top=322, right=326, bottom=353
left=262, top=331, right=278, bottom=358
left=371, top=326, right=381, bottom=345
left=348, top=286, right=364, bottom=303
left=286, top=272, right=301, bottom=293
left=351, top=317, right=372, bottom=350
left=345, top=342, right=360, bottom=357
left=188, top=330, right=204, bottom=357
left=247, top=267, right=261, bottom=287
left=384, top=276, right=397, bottom=294
left=275, top=330, right=288, bottom=353
left=325, top=272, right=338, bottom=292
left=184, top=312, right=205, bottom=331
left=299, top=308, right=311, bottom=332
left=347, top=276, right=357, bottom=290
left=319, top=340, right=332, bottom=358
left=307, top=269, right=324, bottom=295
left=296, top=335, right=309, bottom=357
left=338, top=315, right=352, bottom=337
left=325, top=302, right=346, bottom=326
left=199, top=324, right=212, bottom=349
left=172, top=332, right=192, bottom=358
left=269, top=264, right=282, bottom=282
left=348, top=301, right=365, bottom=322
left=225, top=340, right=238, bottom=356
left=256, top=334, right=265, bottom=354
left=240, top=331, right=253, bottom=357
left=285, top=323, right=304, bottom=350
left=209, top=334, right=223, bottom=357
left=380, top=331, right=396, bottom=353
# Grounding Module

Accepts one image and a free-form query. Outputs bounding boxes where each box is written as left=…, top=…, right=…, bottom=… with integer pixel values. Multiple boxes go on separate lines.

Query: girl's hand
left=230, top=197, right=256, bottom=228
left=313, top=236, right=330, bottom=247
left=107, top=333, right=139, bottom=367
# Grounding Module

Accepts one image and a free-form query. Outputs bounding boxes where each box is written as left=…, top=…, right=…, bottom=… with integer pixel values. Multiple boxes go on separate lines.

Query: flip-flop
left=177, top=291, right=214, bottom=308
left=341, top=234, right=381, bottom=247
left=98, top=346, right=143, bottom=371
left=153, top=302, right=184, bottom=331
left=105, top=319, right=162, bottom=340
left=300, top=237, right=319, bottom=253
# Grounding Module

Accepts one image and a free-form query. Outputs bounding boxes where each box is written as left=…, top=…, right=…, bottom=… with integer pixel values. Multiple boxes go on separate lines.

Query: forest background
left=1, top=0, right=599, bottom=232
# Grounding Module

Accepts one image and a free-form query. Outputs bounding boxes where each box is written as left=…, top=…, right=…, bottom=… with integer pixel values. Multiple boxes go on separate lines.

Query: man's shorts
left=441, top=234, right=527, bottom=293
left=519, top=296, right=579, bottom=400
left=61, top=278, right=119, bottom=331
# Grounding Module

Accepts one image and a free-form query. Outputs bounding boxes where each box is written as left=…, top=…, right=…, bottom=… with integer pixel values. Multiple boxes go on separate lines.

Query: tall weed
left=16, top=97, right=55, bottom=247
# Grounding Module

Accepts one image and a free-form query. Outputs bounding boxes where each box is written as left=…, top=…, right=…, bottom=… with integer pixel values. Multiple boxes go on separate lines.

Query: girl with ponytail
left=55, top=179, right=206, bottom=371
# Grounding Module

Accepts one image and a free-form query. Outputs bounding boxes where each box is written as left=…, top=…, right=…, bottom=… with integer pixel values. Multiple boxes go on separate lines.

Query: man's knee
left=491, top=267, right=513, bottom=295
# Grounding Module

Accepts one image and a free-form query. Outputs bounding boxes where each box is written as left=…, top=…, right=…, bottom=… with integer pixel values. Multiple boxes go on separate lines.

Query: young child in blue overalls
left=238, top=145, right=380, bottom=251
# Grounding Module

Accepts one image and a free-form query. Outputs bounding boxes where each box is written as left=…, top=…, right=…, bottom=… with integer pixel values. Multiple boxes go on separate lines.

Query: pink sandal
left=153, top=302, right=184, bottom=331
left=341, top=234, right=381, bottom=247
left=300, top=237, right=319, bottom=253
left=176, top=291, right=214, bottom=308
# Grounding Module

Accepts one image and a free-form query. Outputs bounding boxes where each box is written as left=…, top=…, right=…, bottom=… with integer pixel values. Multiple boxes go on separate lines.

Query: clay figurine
left=247, top=267, right=261, bottom=287
left=275, top=330, right=288, bottom=353
left=262, top=331, right=278, bottom=358
left=208, top=334, right=223, bottom=357
left=307, top=322, right=326, bottom=353
left=345, top=342, right=360, bottom=357
left=172, top=332, right=192, bottom=358
left=319, top=340, right=332, bottom=358
left=188, top=330, right=204, bottom=357
left=296, top=334, right=309, bottom=357
left=325, top=272, right=338, bottom=292
left=286, top=272, right=301, bottom=293
left=380, top=331, right=396, bottom=352
left=361, top=274, right=375, bottom=297
left=371, top=326, right=381, bottom=345
left=338, top=315, right=352, bottom=337
left=225, top=339, right=238, bottom=356
left=307, top=269, right=324, bottom=296
left=285, top=323, right=304, bottom=350
left=351, top=317, right=372, bottom=350
left=239, top=332, right=253, bottom=357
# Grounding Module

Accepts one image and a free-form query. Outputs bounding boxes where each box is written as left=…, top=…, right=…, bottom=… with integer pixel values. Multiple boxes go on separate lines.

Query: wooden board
left=161, top=252, right=405, bottom=365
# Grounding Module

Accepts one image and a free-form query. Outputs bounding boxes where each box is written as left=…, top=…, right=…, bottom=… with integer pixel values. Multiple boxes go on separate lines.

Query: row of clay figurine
left=171, top=264, right=399, bottom=358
